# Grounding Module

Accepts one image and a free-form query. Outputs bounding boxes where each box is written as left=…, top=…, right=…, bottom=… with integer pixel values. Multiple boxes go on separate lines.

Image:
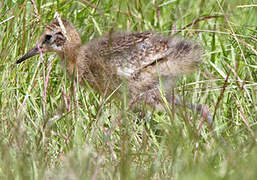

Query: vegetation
left=0, top=0, right=256, bottom=179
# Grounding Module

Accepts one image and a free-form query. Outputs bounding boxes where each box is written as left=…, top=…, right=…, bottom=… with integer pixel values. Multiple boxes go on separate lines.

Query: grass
left=0, top=0, right=257, bottom=179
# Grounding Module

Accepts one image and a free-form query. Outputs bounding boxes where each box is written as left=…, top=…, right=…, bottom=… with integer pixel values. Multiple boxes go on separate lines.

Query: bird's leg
left=129, top=88, right=214, bottom=125
left=128, top=88, right=226, bottom=145
left=173, top=96, right=214, bottom=128
left=173, top=95, right=226, bottom=145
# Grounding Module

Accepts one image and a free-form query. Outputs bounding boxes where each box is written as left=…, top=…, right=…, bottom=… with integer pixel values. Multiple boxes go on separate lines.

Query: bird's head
left=17, top=18, right=81, bottom=64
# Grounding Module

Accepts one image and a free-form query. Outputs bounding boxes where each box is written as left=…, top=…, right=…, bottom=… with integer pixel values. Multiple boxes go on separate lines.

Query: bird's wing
left=93, top=32, right=173, bottom=77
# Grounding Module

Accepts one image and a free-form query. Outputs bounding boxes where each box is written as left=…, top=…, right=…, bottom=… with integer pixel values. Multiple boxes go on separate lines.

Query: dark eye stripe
left=56, top=32, right=63, bottom=36
left=55, top=38, right=66, bottom=46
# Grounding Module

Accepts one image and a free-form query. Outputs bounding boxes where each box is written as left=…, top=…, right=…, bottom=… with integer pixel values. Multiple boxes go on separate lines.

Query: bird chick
left=17, top=18, right=203, bottom=110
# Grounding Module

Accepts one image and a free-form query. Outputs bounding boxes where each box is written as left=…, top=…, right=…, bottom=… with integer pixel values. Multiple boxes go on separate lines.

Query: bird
left=17, top=18, right=203, bottom=111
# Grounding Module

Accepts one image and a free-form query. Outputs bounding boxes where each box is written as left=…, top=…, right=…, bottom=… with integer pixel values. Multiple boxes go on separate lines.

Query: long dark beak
left=16, top=46, right=40, bottom=64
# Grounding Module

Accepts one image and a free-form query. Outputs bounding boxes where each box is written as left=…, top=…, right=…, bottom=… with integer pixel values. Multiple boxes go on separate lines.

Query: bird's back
left=76, top=31, right=203, bottom=97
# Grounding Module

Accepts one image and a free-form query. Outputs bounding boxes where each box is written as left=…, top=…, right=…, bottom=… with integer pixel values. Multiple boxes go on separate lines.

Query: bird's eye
left=45, top=34, right=52, bottom=41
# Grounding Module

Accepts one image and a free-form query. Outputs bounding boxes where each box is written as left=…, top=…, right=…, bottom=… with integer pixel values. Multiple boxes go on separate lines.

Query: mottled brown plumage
left=17, top=18, right=203, bottom=110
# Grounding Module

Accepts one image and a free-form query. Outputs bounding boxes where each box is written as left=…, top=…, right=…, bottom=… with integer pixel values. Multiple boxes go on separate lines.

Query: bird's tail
left=157, top=37, right=203, bottom=77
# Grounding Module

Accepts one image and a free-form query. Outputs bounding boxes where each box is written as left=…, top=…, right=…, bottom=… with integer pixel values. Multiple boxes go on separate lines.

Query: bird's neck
left=57, top=44, right=81, bottom=76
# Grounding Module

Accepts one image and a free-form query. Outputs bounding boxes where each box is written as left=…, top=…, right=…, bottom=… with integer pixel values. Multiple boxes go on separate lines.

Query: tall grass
left=0, top=0, right=256, bottom=179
